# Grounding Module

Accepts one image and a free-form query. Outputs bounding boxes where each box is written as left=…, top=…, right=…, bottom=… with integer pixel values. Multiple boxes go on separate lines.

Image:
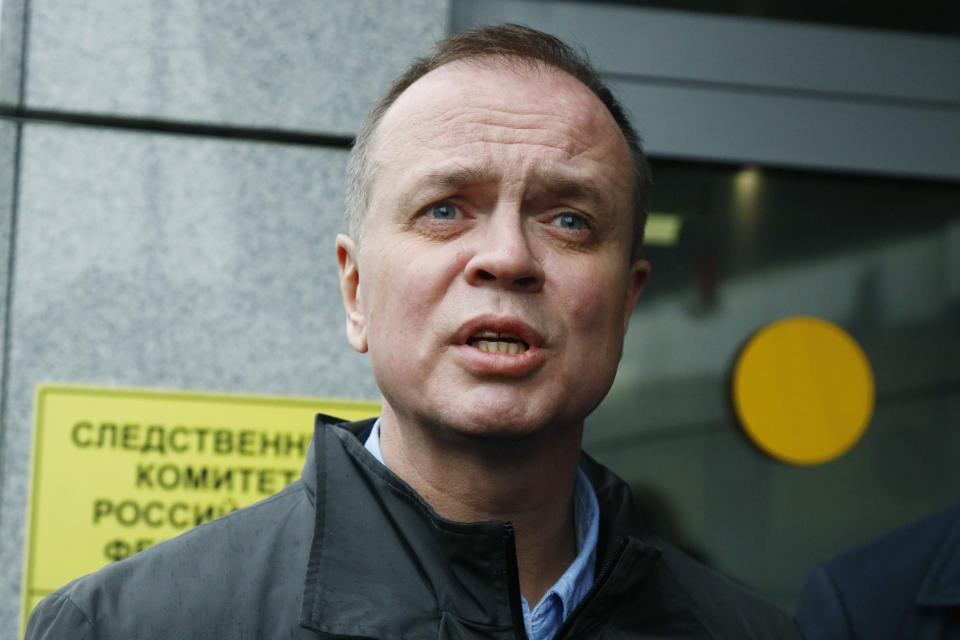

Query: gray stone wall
left=0, top=0, right=448, bottom=634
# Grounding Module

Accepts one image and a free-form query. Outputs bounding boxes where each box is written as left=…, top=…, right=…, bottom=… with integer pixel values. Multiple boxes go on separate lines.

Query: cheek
left=364, top=279, right=430, bottom=391
left=556, top=262, right=632, bottom=338
left=361, top=249, right=461, bottom=354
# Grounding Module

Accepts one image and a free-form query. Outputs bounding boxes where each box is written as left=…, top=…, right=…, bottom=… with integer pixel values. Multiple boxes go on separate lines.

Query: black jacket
left=26, top=416, right=801, bottom=639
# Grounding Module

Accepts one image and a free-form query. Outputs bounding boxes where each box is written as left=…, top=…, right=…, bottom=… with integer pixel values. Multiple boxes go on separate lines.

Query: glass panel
left=585, top=158, right=960, bottom=608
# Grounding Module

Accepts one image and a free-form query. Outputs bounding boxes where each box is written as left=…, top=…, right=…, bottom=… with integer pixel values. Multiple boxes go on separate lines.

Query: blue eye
left=551, top=213, right=586, bottom=230
left=425, top=202, right=459, bottom=220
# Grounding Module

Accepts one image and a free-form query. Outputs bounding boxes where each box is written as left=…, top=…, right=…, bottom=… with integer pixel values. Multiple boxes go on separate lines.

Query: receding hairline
left=345, top=25, right=651, bottom=257
left=366, top=55, right=637, bottom=185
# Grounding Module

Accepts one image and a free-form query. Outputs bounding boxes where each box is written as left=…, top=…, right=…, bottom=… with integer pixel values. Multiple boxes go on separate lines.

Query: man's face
left=338, top=61, right=648, bottom=440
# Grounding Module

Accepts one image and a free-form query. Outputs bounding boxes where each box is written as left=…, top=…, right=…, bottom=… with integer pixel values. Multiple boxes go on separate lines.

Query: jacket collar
left=298, top=413, right=371, bottom=509
left=917, top=502, right=960, bottom=607
left=299, top=416, right=665, bottom=639
left=300, top=416, right=522, bottom=639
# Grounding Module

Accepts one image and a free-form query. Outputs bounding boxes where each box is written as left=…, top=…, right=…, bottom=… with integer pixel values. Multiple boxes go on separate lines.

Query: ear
left=622, top=258, right=650, bottom=333
left=336, top=234, right=368, bottom=353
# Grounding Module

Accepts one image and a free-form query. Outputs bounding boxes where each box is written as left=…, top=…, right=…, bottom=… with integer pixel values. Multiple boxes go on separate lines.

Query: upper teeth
left=468, top=331, right=529, bottom=354
left=474, top=340, right=525, bottom=355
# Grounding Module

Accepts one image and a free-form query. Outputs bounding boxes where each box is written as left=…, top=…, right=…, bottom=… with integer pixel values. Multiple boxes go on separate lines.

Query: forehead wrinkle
left=442, top=108, right=596, bottom=160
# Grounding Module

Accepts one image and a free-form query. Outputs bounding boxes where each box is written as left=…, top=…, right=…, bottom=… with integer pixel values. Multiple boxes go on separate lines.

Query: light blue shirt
left=364, top=419, right=599, bottom=640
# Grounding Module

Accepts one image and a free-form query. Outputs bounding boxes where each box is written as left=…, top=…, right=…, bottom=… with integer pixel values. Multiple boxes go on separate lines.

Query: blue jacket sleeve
left=796, top=565, right=854, bottom=640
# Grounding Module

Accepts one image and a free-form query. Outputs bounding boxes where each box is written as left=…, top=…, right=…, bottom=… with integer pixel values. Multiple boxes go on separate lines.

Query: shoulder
left=796, top=500, right=960, bottom=639
left=26, top=480, right=315, bottom=640
left=24, top=591, right=95, bottom=640
left=815, top=501, right=960, bottom=589
left=583, top=453, right=800, bottom=638
left=656, top=543, right=803, bottom=639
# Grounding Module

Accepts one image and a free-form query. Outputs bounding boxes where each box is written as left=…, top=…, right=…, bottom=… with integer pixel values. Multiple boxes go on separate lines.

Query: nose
left=463, top=212, right=545, bottom=292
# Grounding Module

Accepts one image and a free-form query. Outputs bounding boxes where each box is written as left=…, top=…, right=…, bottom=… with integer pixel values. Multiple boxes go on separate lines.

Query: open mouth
left=466, top=330, right=530, bottom=355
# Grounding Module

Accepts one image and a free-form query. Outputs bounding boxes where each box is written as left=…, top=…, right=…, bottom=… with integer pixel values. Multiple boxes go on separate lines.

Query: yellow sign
left=21, top=384, right=380, bottom=632
left=733, top=317, right=874, bottom=465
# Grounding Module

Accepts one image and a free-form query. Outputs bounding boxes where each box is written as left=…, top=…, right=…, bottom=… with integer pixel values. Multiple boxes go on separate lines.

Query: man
left=26, top=25, right=800, bottom=639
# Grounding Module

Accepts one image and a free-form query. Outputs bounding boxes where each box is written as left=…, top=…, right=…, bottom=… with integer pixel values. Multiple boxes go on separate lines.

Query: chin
left=443, top=418, right=545, bottom=442
left=429, top=400, right=581, bottom=444
left=381, top=378, right=596, bottom=444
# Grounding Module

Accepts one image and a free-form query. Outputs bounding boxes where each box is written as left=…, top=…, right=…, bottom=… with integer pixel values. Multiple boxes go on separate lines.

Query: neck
left=378, top=407, right=583, bottom=606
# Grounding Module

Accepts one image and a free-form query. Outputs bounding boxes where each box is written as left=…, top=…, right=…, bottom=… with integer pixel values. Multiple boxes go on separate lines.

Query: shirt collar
left=523, top=467, right=598, bottom=640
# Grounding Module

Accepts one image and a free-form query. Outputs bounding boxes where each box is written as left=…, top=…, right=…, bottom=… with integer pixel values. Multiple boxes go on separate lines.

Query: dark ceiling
left=562, top=0, right=960, bottom=37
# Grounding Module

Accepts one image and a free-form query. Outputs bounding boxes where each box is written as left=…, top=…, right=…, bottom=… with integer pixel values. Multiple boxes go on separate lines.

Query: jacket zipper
left=503, top=522, right=530, bottom=640
left=552, top=537, right=630, bottom=640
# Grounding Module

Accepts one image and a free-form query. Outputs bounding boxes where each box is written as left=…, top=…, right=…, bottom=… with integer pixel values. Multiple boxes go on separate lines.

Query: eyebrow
left=396, top=165, right=495, bottom=212
left=537, top=173, right=605, bottom=206
left=431, top=165, right=495, bottom=188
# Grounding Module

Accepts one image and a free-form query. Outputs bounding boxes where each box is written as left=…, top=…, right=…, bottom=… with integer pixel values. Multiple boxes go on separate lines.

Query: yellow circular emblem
left=733, top=317, right=874, bottom=465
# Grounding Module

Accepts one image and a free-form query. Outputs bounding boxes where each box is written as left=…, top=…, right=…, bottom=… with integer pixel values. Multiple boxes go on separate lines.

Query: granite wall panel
left=25, top=0, right=448, bottom=132
left=1, top=1, right=453, bottom=632
left=0, top=0, right=26, bottom=105
left=0, top=122, right=380, bottom=633
left=0, top=122, right=16, bottom=515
